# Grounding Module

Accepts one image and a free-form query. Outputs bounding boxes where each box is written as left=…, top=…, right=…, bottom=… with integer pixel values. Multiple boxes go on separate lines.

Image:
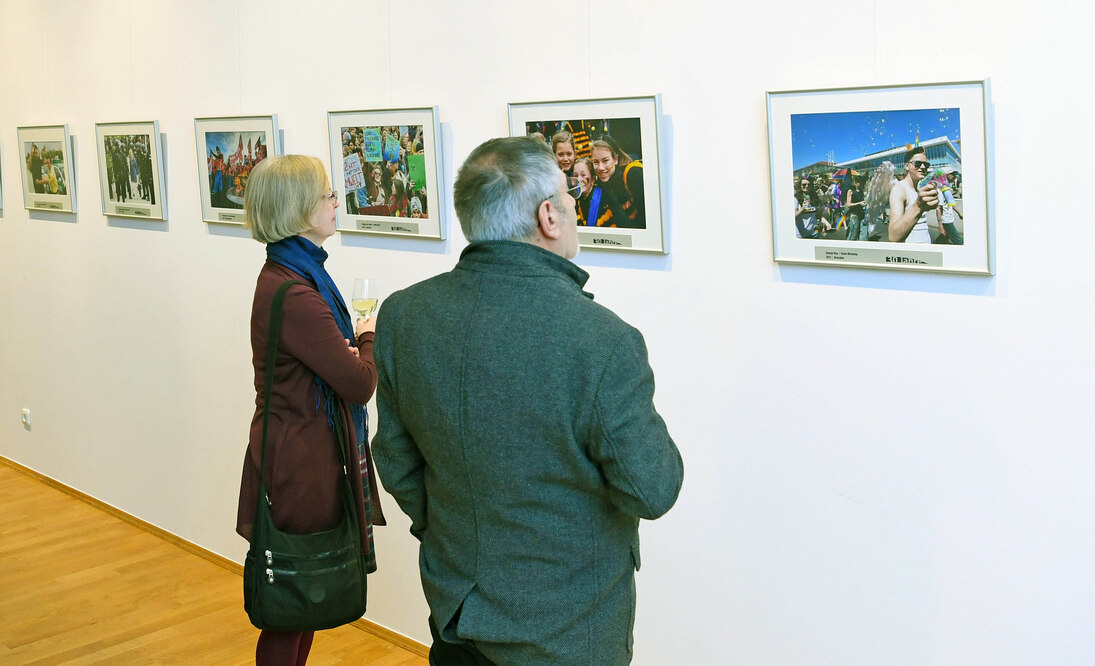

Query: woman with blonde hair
left=550, top=130, right=576, bottom=177
left=591, top=135, right=639, bottom=228
left=237, top=155, right=384, bottom=666
left=589, top=136, right=645, bottom=228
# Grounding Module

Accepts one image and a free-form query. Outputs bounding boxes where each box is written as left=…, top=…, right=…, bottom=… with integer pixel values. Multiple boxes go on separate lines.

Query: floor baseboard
left=0, top=455, right=429, bottom=658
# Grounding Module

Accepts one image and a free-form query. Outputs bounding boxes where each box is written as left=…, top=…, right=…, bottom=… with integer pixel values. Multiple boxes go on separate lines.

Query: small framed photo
left=508, top=95, right=667, bottom=254
left=94, top=121, right=167, bottom=220
left=17, top=125, right=76, bottom=213
left=194, top=115, right=280, bottom=224
left=327, top=107, right=445, bottom=240
left=767, top=80, right=993, bottom=275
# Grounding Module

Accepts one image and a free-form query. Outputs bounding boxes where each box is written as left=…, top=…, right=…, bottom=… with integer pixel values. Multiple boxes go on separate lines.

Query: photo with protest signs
left=327, top=107, right=445, bottom=240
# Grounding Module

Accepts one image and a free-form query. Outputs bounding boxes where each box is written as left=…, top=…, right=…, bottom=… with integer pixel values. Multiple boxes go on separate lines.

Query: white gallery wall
left=1, top=0, right=1093, bottom=663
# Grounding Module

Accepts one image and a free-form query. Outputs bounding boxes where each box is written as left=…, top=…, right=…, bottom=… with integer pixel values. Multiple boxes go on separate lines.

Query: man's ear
left=537, top=198, right=561, bottom=240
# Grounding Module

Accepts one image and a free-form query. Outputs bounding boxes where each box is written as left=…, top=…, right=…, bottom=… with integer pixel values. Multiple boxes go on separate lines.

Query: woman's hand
left=356, top=316, right=377, bottom=336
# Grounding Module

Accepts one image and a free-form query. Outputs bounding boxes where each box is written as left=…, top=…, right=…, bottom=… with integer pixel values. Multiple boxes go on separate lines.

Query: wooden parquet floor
left=0, top=462, right=428, bottom=665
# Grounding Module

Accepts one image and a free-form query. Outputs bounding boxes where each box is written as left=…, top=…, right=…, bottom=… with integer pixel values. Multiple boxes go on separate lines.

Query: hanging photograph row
left=12, top=80, right=995, bottom=271
left=12, top=95, right=668, bottom=254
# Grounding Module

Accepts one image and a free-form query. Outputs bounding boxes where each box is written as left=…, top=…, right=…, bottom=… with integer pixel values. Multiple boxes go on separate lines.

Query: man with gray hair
left=372, top=136, right=683, bottom=665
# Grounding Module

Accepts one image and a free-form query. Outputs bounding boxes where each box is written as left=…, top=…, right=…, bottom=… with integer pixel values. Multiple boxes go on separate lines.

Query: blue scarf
left=266, top=235, right=367, bottom=445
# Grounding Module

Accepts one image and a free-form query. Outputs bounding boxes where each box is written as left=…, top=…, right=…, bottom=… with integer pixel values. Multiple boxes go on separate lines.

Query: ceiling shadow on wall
left=338, top=231, right=453, bottom=256
left=107, top=216, right=169, bottom=232
left=776, top=263, right=996, bottom=297
left=206, top=222, right=252, bottom=240
left=28, top=210, right=79, bottom=224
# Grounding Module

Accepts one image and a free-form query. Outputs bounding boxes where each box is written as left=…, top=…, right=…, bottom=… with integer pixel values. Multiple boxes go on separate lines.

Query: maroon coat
left=236, top=261, right=378, bottom=564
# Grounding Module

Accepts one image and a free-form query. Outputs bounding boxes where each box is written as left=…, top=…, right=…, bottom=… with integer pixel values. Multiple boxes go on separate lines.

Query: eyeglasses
left=910, top=160, right=930, bottom=170
left=566, top=176, right=582, bottom=198
left=321, top=189, right=338, bottom=203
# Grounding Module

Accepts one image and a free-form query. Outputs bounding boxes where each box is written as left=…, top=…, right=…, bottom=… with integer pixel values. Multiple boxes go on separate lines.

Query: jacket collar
left=458, top=241, right=593, bottom=299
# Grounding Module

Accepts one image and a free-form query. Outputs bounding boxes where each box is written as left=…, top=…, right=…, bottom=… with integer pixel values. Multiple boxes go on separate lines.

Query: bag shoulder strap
left=259, top=280, right=306, bottom=501
left=258, top=280, right=356, bottom=513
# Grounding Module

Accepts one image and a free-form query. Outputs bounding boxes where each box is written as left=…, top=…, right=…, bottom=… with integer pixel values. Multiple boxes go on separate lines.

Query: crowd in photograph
left=207, top=135, right=268, bottom=209
left=340, top=125, right=428, bottom=219
left=104, top=135, right=155, bottom=205
left=24, top=143, right=67, bottom=195
left=529, top=120, right=646, bottom=230
left=793, top=163, right=962, bottom=243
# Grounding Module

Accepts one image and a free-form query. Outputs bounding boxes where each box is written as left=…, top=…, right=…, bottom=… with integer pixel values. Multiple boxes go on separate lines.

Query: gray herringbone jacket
left=373, top=241, right=683, bottom=665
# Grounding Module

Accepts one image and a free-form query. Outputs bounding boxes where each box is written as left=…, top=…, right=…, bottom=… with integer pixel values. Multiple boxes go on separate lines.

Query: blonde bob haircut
left=244, top=154, right=329, bottom=244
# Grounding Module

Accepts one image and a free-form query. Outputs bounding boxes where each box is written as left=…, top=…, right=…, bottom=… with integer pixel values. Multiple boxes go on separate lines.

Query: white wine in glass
left=351, top=278, right=378, bottom=319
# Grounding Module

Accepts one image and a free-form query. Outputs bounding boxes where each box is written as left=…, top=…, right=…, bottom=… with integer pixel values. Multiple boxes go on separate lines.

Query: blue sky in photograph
left=791, top=107, right=959, bottom=170
left=204, top=131, right=267, bottom=157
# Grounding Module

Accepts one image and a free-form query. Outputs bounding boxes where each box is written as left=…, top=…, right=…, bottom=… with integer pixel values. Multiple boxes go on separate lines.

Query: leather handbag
left=243, top=280, right=367, bottom=631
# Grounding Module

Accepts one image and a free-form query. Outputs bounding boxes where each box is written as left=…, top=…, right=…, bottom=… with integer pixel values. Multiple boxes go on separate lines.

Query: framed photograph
left=94, top=121, right=167, bottom=220
left=17, top=125, right=76, bottom=213
left=767, top=80, right=993, bottom=275
left=194, top=115, right=280, bottom=224
left=508, top=95, right=667, bottom=254
left=327, top=107, right=445, bottom=240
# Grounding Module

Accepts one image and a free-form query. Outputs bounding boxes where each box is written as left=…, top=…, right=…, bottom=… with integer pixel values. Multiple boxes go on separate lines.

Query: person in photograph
left=550, top=130, right=576, bottom=177
left=827, top=178, right=842, bottom=229
left=590, top=136, right=645, bottom=229
left=372, top=136, right=683, bottom=665
left=105, top=142, right=115, bottom=200
left=138, top=141, right=155, bottom=205
left=236, top=154, right=385, bottom=666
left=213, top=147, right=226, bottom=195
left=889, top=147, right=939, bottom=243
left=389, top=179, right=409, bottom=217
left=844, top=174, right=867, bottom=241
left=366, top=163, right=387, bottom=206
left=573, top=155, right=627, bottom=228
left=128, top=147, right=138, bottom=192
left=46, top=157, right=65, bottom=195
left=112, top=143, right=130, bottom=203
left=794, top=177, right=831, bottom=238
left=27, top=144, right=45, bottom=194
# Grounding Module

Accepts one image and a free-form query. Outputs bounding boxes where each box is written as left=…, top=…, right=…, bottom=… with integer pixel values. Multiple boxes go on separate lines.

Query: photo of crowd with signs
left=204, top=131, right=269, bottom=209
left=790, top=107, right=963, bottom=245
left=339, top=125, right=428, bottom=219
left=523, top=118, right=646, bottom=230
left=103, top=134, right=156, bottom=205
left=24, top=141, right=67, bottom=195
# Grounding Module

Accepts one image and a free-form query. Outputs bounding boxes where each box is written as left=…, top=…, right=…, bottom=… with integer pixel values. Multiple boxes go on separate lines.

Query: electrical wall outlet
left=21, top=408, right=31, bottom=430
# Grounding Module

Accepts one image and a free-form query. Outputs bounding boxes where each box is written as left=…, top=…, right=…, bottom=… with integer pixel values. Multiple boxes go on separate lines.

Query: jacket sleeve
left=370, top=299, right=428, bottom=541
left=278, top=284, right=377, bottom=405
left=587, top=326, right=683, bottom=519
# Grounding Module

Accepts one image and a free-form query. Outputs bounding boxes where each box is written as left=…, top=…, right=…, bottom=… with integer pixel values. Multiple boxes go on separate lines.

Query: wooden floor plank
left=0, top=462, right=428, bottom=665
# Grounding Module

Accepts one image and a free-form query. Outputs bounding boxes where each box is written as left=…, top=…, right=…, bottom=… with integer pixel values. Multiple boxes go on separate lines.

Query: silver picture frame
left=194, top=114, right=280, bottom=225
left=95, top=120, right=167, bottom=221
left=508, top=95, right=668, bottom=254
left=766, top=79, right=994, bottom=275
left=327, top=106, right=446, bottom=240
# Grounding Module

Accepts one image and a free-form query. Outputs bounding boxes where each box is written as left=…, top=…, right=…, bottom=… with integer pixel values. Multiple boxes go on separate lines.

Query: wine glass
left=351, top=278, right=378, bottom=320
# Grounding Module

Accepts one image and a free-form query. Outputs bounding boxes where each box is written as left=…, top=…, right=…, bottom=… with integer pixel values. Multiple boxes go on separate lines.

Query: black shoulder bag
left=243, top=280, right=367, bottom=631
